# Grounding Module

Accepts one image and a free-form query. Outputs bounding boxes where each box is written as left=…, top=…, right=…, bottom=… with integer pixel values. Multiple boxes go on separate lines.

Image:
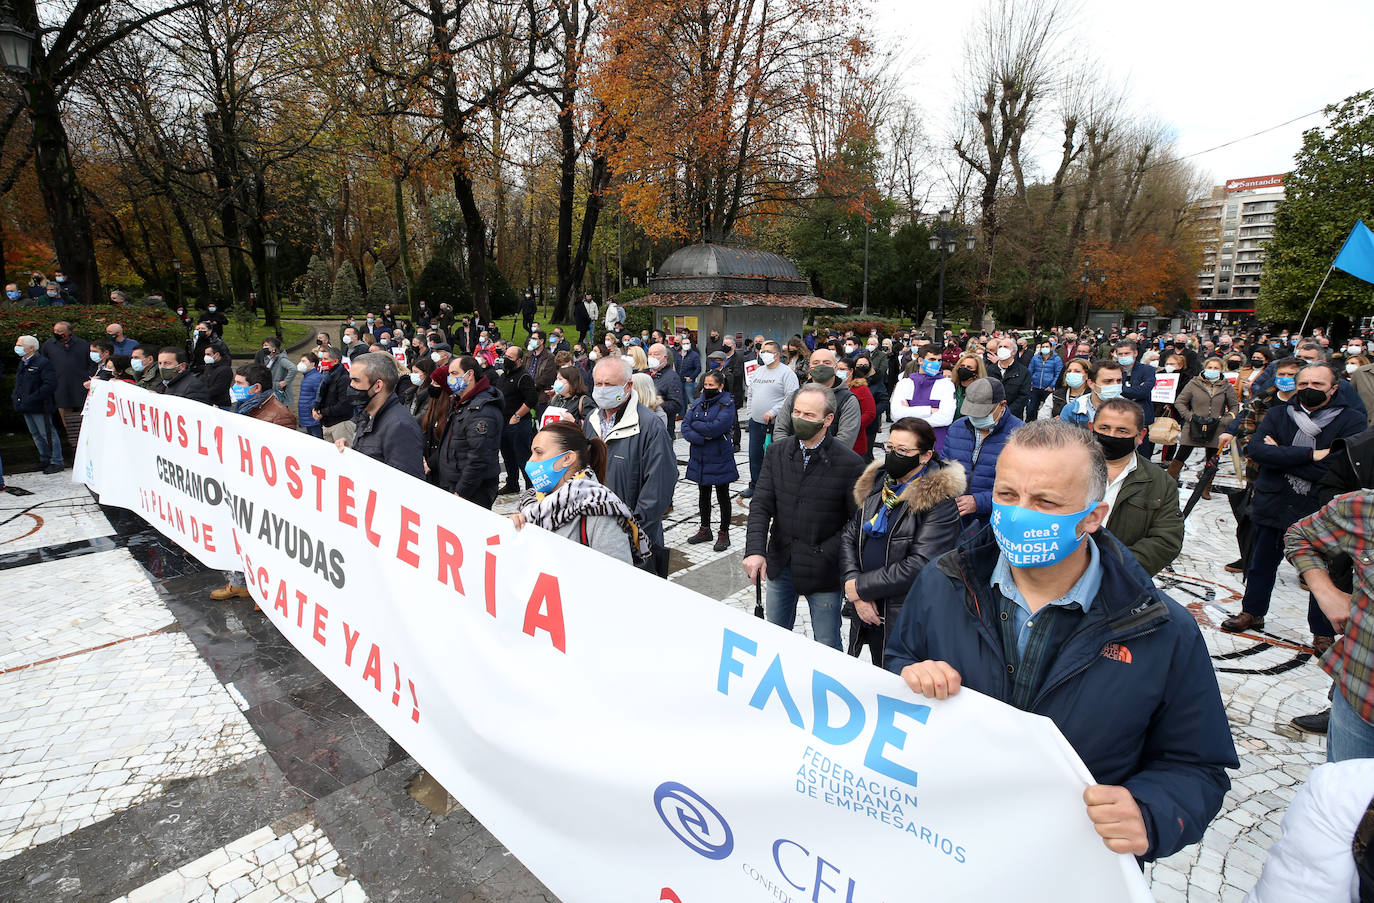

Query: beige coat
left=1174, top=376, right=1237, bottom=449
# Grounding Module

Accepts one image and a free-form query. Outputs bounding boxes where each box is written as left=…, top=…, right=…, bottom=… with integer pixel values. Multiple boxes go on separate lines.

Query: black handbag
left=1190, top=415, right=1221, bottom=444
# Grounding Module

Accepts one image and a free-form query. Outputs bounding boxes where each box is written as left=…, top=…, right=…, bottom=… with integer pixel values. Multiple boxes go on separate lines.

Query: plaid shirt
left=1285, top=490, right=1374, bottom=724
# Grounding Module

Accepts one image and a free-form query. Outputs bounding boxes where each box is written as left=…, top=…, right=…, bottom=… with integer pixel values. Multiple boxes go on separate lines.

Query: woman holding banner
left=510, top=421, right=649, bottom=566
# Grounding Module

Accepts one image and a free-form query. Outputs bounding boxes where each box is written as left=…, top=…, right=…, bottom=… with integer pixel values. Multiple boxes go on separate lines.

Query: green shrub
left=485, top=259, right=519, bottom=318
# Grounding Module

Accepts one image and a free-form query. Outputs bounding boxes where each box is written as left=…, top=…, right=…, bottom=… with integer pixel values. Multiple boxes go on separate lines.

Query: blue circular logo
left=653, top=781, right=734, bottom=861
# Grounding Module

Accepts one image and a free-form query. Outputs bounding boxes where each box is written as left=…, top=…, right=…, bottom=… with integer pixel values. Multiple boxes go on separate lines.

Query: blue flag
left=1333, top=220, right=1374, bottom=285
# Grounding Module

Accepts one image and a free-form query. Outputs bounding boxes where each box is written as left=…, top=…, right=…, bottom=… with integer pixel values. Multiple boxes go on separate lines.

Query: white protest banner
left=1152, top=372, right=1180, bottom=404
left=744, top=358, right=760, bottom=386
left=1223, top=370, right=1240, bottom=389
left=75, top=381, right=1152, bottom=903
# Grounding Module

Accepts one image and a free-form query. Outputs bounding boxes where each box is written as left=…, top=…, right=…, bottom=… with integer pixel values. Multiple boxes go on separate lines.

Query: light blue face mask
left=921, top=360, right=942, bottom=377
left=1275, top=376, right=1297, bottom=393
left=230, top=384, right=253, bottom=403
left=525, top=451, right=573, bottom=494
left=1064, top=372, right=1085, bottom=388
left=1097, top=384, right=1123, bottom=401
left=992, top=501, right=1099, bottom=568
left=968, top=411, right=998, bottom=430
left=1115, top=355, right=1135, bottom=368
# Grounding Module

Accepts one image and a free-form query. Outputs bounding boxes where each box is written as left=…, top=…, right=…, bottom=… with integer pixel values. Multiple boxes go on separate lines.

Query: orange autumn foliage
left=1076, top=235, right=1197, bottom=312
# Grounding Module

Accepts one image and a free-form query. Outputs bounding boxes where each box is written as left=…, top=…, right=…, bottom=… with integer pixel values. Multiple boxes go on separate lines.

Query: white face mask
left=410, top=372, right=425, bottom=385
left=1348, top=362, right=1361, bottom=374
left=343, top=335, right=354, bottom=345
left=204, top=354, right=216, bottom=365
left=682, top=342, right=691, bottom=350
left=430, top=352, right=443, bottom=363
left=647, top=356, right=664, bottom=370
left=297, top=361, right=309, bottom=373
left=759, top=351, right=776, bottom=366
left=866, top=343, right=877, bottom=352
left=996, top=347, right=1013, bottom=361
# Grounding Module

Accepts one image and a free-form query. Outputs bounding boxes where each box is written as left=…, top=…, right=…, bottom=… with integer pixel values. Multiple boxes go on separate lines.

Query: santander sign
left=1225, top=173, right=1285, bottom=193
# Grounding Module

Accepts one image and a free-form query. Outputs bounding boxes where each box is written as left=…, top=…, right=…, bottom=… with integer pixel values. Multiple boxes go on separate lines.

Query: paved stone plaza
left=0, top=430, right=1333, bottom=902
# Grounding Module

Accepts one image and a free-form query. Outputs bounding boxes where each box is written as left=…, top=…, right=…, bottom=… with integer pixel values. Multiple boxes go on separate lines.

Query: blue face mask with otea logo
left=921, top=360, right=941, bottom=377
left=992, top=501, right=1099, bottom=568
left=1275, top=376, right=1297, bottom=393
left=525, top=452, right=572, bottom=494
left=229, top=384, right=253, bottom=403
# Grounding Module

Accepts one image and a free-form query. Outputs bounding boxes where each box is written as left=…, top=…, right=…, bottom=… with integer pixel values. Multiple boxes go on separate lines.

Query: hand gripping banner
left=75, top=381, right=1152, bottom=903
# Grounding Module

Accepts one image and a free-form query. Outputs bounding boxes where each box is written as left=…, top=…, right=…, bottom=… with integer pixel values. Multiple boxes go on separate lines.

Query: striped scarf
left=517, top=470, right=651, bottom=561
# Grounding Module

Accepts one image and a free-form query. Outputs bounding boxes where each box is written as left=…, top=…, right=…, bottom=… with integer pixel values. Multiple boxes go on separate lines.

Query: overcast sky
left=872, top=0, right=1374, bottom=190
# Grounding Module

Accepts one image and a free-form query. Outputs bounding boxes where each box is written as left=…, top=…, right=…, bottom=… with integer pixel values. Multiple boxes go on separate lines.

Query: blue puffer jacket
left=942, top=412, right=1024, bottom=529
left=683, top=391, right=739, bottom=486
left=1028, top=351, right=1063, bottom=390
left=885, top=527, right=1237, bottom=862
left=297, top=368, right=324, bottom=427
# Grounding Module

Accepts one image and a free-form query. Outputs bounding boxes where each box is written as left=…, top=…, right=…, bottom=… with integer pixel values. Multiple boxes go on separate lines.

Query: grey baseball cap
left=961, top=377, right=1006, bottom=419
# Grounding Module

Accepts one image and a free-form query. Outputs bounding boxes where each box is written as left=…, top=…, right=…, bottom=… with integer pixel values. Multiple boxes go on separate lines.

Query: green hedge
left=0, top=304, right=185, bottom=433
left=0, top=303, right=185, bottom=351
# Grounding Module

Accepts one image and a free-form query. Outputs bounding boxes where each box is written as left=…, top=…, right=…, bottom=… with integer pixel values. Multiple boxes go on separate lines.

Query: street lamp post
left=1075, top=258, right=1108, bottom=334
left=262, top=238, right=281, bottom=341
left=0, top=9, right=34, bottom=80
left=927, top=208, right=976, bottom=339
left=171, top=256, right=181, bottom=310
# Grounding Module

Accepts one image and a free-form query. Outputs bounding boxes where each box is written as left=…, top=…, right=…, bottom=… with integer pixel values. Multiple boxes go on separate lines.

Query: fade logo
left=653, top=781, right=734, bottom=861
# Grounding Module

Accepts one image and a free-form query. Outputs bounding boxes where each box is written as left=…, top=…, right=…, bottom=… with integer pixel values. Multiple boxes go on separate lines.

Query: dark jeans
left=698, top=484, right=731, bottom=531
left=1026, top=387, right=1051, bottom=421
left=500, top=416, right=534, bottom=488
left=748, top=418, right=769, bottom=491
left=461, top=478, right=500, bottom=510
left=1240, top=522, right=1337, bottom=636
left=304, top=425, right=323, bottom=439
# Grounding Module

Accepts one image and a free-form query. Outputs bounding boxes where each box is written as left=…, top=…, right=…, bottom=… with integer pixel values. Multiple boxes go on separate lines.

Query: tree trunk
left=453, top=166, right=490, bottom=321
left=28, top=77, right=100, bottom=303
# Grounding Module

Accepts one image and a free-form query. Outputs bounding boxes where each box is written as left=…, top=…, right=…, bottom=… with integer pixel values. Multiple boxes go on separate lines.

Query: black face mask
left=703, top=387, right=721, bottom=399
left=955, top=366, right=976, bottom=383
left=1226, top=359, right=1241, bottom=371
left=1296, top=387, right=1329, bottom=409
left=346, top=385, right=372, bottom=407
left=1251, top=359, right=1264, bottom=367
left=1095, top=431, right=1138, bottom=462
left=883, top=450, right=925, bottom=479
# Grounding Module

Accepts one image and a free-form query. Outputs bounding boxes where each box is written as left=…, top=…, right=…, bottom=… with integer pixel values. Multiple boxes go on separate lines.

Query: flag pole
left=1298, top=264, right=1334, bottom=336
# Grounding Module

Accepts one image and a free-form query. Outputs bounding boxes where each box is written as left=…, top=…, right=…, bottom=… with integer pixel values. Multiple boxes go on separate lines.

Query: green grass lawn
left=222, top=320, right=314, bottom=355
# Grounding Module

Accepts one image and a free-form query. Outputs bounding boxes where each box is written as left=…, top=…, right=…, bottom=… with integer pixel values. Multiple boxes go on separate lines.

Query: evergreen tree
left=366, top=260, right=395, bottom=312
left=413, top=253, right=469, bottom=314
left=330, top=260, right=364, bottom=317
left=298, top=255, right=333, bottom=316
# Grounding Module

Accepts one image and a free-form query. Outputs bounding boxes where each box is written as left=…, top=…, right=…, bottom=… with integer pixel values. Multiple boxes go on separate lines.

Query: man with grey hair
left=337, top=352, right=424, bottom=479
left=12, top=335, right=63, bottom=473
left=744, top=383, right=865, bottom=649
left=585, top=355, right=677, bottom=568
left=886, top=418, right=1237, bottom=864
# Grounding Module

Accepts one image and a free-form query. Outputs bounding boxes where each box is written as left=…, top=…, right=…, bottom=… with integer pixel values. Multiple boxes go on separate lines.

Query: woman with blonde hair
left=625, top=345, right=648, bottom=373
left=951, top=353, right=985, bottom=420
left=630, top=372, right=668, bottom=428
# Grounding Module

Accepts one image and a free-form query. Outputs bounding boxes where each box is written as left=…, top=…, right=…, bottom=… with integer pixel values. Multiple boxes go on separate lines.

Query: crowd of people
left=10, top=290, right=1374, bottom=893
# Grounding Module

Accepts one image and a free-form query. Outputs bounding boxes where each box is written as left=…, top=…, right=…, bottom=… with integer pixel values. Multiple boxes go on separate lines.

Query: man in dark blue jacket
left=1223, top=362, right=1366, bottom=639
left=341, top=353, right=425, bottom=480
left=886, top=419, right=1236, bottom=862
left=1111, top=340, right=1156, bottom=453
left=944, top=378, right=1023, bottom=532
left=13, top=335, right=63, bottom=473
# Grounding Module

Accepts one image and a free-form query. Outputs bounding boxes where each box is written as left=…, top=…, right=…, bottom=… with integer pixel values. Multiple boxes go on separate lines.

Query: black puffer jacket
left=431, top=378, right=504, bottom=501
left=745, top=434, right=865, bottom=594
left=315, top=365, right=355, bottom=426
left=839, top=458, right=965, bottom=611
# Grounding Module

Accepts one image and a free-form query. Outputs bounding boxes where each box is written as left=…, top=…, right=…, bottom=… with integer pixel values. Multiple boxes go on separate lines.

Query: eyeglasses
left=883, top=444, right=923, bottom=456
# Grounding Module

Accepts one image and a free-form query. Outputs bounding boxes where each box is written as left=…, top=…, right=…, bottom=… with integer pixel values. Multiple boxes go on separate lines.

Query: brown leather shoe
left=210, top=583, right=251, bottom=601
left=1313, top=635, right=1335, bottom=657
left=1221, top=611, right=1263, bottom=632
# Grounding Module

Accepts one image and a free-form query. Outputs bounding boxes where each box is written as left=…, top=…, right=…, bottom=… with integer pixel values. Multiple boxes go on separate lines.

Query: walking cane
left=754, top=576, right=764, bottom=619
